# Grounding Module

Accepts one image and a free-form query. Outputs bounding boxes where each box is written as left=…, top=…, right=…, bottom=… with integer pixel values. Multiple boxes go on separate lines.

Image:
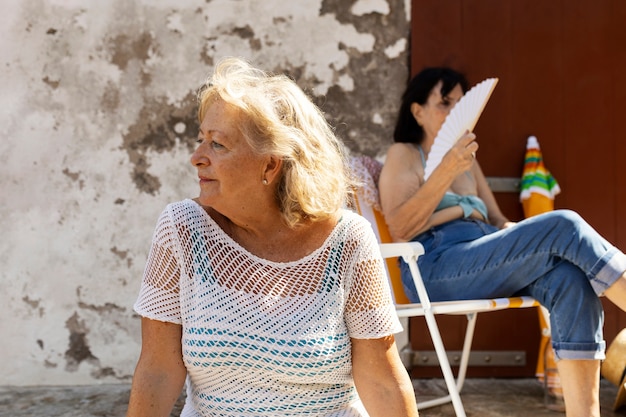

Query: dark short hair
left=393, top=67, right=469, bottom=144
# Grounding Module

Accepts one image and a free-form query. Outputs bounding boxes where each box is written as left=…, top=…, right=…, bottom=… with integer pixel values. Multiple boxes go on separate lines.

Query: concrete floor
left=0, top=378, right=624, bottom=417
left=415, top=378, right=625, bottom=417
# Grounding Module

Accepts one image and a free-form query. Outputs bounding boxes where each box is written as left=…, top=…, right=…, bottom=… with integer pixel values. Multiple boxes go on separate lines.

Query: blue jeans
left=400, top=210, right=626, bottom=360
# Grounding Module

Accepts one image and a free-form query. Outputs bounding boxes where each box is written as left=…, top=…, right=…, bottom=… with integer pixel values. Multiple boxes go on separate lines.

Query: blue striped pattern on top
left=134, top=199, right=402, bottom=416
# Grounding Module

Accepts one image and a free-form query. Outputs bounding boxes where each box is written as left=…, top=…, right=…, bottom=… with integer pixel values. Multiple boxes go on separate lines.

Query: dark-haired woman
left=379, top=67, right=626, bottom=417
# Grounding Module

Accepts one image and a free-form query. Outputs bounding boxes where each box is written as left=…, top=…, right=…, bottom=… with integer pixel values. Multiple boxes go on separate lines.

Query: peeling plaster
left=65, top=313, right=99, bottom=372
left=351, top=0, right=390, bottom=16
left=109, top=32, right=154, bottom=71
left=77, top=300, right=126, bottom=315
left=22, top=296, right=45, bottom=317
left=166, top=11, right=185, bottom=34
left=122, top=94, right=198, bottom=195
left=0, top=0, right=409, bottom=386
left=318, top=0, right=410, bottom=155
left=385, top=38, right=407, bottom=59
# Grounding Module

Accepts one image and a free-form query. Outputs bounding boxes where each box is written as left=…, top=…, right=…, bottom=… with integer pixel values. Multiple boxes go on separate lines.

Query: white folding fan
left=423, top=77, right=499, bottom=180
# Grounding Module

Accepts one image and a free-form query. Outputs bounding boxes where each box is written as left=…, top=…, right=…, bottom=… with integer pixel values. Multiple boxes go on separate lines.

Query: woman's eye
left=211, top=141, right=224, bottom=149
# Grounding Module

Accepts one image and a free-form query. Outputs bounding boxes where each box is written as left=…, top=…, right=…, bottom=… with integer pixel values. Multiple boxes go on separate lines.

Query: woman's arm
left=472, top=162, right=515, bottom=229
left=379, top=133, right=478, bottom=241
left=351, top=336, right=419, bottom=417
left=127, top=317, right=187, bottom=417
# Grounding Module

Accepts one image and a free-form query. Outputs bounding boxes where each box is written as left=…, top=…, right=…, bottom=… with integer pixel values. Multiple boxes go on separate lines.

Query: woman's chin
left=195, top=195, right=215, bottom=207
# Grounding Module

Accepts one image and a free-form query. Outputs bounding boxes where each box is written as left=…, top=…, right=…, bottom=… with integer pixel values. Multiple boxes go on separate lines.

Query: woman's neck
left=419, top=136, right=435, bottom=155
left=209, top=205, right=341, bottom=262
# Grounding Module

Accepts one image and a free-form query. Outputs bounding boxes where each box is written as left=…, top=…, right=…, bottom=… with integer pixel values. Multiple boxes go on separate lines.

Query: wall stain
left=231, top=25, right=261, bottom=50
left=22, top=295, right=45, bottom=317
left=110, top=246, right=128, bottom=260
left=77, top=301, right=126, bottom=314
left=64, top=312, right=98, bottom=372
left=62, top=168, right=84, bottom=190
left=316, top=0, right=409, bottom=156
left=22, top=295, right=40, bottom=309
left=111, top=245, right=133, bottom=268
left=92, top=366, right=132, bottom=381
left=232, top=25, right=254, bottom=39
left=122, top=94, right=198, bottom=195
left=64, top=311, right=131, bottom=380
left=42, top=76, right=59, bottom=89
left=101, top=82, right=121, bottom=112
left=109, top=32, right=154, bottom=71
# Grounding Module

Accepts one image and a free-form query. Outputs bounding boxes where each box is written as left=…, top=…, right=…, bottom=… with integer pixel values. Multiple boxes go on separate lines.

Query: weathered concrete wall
left=0, top=0, right=409, bottom=386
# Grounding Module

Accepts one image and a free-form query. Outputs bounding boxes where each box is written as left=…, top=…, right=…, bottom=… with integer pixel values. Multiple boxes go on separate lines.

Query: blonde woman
left=127, top=57, right=418, bottom=417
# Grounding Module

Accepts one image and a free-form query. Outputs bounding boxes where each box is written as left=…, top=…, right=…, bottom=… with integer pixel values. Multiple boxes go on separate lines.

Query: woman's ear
left=410, top=102, right=423, bottom=127
left=262, top=155, right=283, bottom=185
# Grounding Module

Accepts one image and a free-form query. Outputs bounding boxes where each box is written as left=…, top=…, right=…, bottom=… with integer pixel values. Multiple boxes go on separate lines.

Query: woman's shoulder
left=382, top=143, right=422, bottom=173
left=380, top=143, right=422, bottom=182
left=338, top=209, right=378, bottom=242
left=163, top=198, right=201, bottom=215
left=385, top=142, right=419, bottom=158
left=340, top=207, right=368, bottom=225
left=157, top=198, right=213, bottom=230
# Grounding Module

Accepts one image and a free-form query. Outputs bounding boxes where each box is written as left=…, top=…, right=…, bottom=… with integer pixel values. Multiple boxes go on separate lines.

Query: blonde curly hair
left=198, top=57, right=354, bottom=227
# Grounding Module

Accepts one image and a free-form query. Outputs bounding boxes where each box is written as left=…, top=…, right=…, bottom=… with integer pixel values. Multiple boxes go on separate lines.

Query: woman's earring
left=262, top=179, right=268, bottom=185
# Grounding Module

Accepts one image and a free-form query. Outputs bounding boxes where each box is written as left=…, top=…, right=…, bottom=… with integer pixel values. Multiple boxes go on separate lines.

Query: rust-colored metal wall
left=409, top=0, right=626, bottom=377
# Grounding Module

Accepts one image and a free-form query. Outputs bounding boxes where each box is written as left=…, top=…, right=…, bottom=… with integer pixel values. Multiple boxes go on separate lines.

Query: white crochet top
left=134, top=199, right=402, bottom=417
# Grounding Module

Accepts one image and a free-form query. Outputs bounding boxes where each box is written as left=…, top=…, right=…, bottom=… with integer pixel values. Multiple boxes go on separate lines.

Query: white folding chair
left=350, top=155, right=545, bottom=417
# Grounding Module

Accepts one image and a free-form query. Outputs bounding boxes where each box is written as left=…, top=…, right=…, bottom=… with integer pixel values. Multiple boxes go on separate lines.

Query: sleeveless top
left=134, top=199, right=402, bottom=416
left=418, top=146, right=488, bottom=220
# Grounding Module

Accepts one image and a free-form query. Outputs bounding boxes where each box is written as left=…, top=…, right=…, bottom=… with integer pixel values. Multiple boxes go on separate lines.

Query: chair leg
left=455, top=312, right=478, bottom=394
left=416, top=309, right=468, bottom=417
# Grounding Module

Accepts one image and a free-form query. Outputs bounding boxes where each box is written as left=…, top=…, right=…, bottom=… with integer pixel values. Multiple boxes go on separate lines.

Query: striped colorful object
left=519, top=136, right=561, bottom=396
left=520, top=135, right=561, bottom=218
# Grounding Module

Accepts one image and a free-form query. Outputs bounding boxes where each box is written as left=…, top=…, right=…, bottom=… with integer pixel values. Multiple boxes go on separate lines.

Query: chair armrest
left=379, top=241, right=425, bottom=261
left=380, top=241, right=434, bottom=309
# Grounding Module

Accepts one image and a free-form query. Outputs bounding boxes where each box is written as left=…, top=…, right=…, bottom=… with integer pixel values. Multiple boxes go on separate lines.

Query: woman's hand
left=501, top=221, right=517, bottom=229
left=440, top=131, right=478, bottom=176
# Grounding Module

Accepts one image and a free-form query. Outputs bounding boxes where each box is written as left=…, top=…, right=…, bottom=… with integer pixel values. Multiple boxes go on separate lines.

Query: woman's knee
left=538, top=209, right=585, bottom=230
left=522, top=210, right=596, bottom=249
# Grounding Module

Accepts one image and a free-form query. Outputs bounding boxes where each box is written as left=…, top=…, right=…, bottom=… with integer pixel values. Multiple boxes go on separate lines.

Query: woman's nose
left=190, top=146, right=208, bottom=167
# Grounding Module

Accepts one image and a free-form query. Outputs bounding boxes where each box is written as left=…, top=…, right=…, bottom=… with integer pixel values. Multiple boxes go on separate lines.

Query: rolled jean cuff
left=553, top=340, right=606, bottom=361
left=591, top=248, right=626, bottom=295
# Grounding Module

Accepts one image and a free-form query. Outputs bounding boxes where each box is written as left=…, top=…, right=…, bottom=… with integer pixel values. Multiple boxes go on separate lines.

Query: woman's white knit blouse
left=134, top=199, right=402, bottom=417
